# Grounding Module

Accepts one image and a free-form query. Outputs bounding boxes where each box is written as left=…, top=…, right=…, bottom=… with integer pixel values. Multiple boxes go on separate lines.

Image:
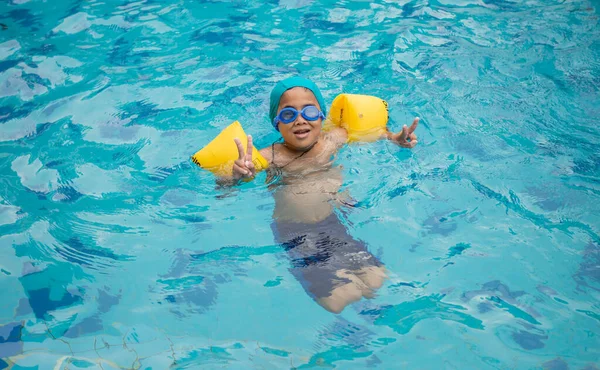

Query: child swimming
left=232, top=77, right=418, bottom=182
left=230, top=77, right=419, bottom=313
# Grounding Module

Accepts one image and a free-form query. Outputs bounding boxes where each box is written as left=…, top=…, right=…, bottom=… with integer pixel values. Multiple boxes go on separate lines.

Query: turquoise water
left=1, top=0, right=599, bottom=368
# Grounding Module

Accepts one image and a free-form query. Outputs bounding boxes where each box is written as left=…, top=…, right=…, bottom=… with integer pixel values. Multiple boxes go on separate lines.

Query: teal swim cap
left=269, top=77, right=326, bottom=130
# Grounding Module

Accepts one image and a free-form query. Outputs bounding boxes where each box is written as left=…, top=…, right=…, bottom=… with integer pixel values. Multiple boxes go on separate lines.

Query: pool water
left=1, top=0, right=599, bottom=368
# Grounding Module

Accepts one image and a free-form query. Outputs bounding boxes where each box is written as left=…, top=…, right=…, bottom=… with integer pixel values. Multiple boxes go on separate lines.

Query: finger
left=234, top=138, right=245, bottom=160
left=409, top=132, right=418, bottom=141
left=399, top=141, right=417, bottom=149
left=245, top=158, right=255, bottom=173
left=246, top=135, right=253, bottom=159
left=233, top=162, right=249, bottom=177
left=245, top=135, right=254, bottom=167
left=398, top=137, right=418, bottom=148
left=397, top=125, right=408, bottom=143
left=408, top=117, right=419, bottom=133
left=233, top=161, right=248, bottom=173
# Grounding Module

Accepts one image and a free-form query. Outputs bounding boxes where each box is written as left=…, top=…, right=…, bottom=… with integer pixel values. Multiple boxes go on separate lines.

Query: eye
left=280, top=109, right=296, bottom=121
left=303, top=106, right=319, bottom=118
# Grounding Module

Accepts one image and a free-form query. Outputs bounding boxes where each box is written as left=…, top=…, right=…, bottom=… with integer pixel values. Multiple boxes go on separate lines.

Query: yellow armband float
left=328, top=94, right=389, bottom=142
left=191, top=121, right=268, bottom=177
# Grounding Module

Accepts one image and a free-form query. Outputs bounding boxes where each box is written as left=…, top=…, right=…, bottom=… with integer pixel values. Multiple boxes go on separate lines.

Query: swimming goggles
left=272, top=105, right=325, bottom=129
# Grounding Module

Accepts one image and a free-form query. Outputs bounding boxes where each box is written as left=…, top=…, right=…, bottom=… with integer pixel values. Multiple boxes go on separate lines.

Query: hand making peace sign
left=232, top=135, right=256, bottom=179
left=392, top=117, right=419, bottom=148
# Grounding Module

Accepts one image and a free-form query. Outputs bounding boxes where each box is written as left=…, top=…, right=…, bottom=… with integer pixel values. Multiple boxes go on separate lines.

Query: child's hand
left=233, top=135, right=256, bottom=179
left=391, top=117, right=419, bottom=148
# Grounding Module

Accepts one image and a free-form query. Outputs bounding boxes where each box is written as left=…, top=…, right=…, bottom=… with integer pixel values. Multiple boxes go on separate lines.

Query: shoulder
left=259, top=143, right=285, bottom=165
left=259, top=146, right=273, bottom=165
left=323, top=126, right=348, bottom=147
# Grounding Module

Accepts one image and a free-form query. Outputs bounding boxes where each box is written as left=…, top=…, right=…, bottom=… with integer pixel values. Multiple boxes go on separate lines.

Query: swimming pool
left=1, top=0, right=599, bottom=368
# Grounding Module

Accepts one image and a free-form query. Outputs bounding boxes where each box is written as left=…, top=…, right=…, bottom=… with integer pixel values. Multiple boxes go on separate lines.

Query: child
left=231, top=77, right=419, bottom=313
left=232, top=77, right=418, bottom=181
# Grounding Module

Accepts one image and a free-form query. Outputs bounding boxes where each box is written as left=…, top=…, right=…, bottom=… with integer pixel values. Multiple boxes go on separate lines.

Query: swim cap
left=269, top=77, right=327, bottom=130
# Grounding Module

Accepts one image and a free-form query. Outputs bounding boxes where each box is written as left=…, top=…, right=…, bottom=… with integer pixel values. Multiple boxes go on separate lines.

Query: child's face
left=277, top=87, right=322, bottom=151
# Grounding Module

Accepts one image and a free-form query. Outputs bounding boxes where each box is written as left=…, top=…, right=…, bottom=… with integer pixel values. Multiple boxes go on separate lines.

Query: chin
left=282, top=124, right=321, bottom=149
left=288, top=133, right=319, bottom=150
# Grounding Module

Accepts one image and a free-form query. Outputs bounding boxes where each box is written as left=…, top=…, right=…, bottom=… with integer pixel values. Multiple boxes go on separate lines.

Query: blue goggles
left=272, top=105, right=325, bottom=129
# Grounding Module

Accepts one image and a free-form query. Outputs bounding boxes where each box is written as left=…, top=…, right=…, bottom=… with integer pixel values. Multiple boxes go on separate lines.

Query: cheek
left=278, top=123, right=294, bottom=138
left=278, top=122, right=289, bottom=133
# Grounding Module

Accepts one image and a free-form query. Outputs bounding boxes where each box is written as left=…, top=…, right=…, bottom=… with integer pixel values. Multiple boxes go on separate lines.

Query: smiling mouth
left=293, top=128, right=311, bottom=135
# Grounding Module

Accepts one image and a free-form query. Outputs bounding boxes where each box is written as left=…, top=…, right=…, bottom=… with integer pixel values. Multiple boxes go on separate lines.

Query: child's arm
left=325, top=118, right=419, bottom=148
left=385, top=117, right=419, bottom=148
